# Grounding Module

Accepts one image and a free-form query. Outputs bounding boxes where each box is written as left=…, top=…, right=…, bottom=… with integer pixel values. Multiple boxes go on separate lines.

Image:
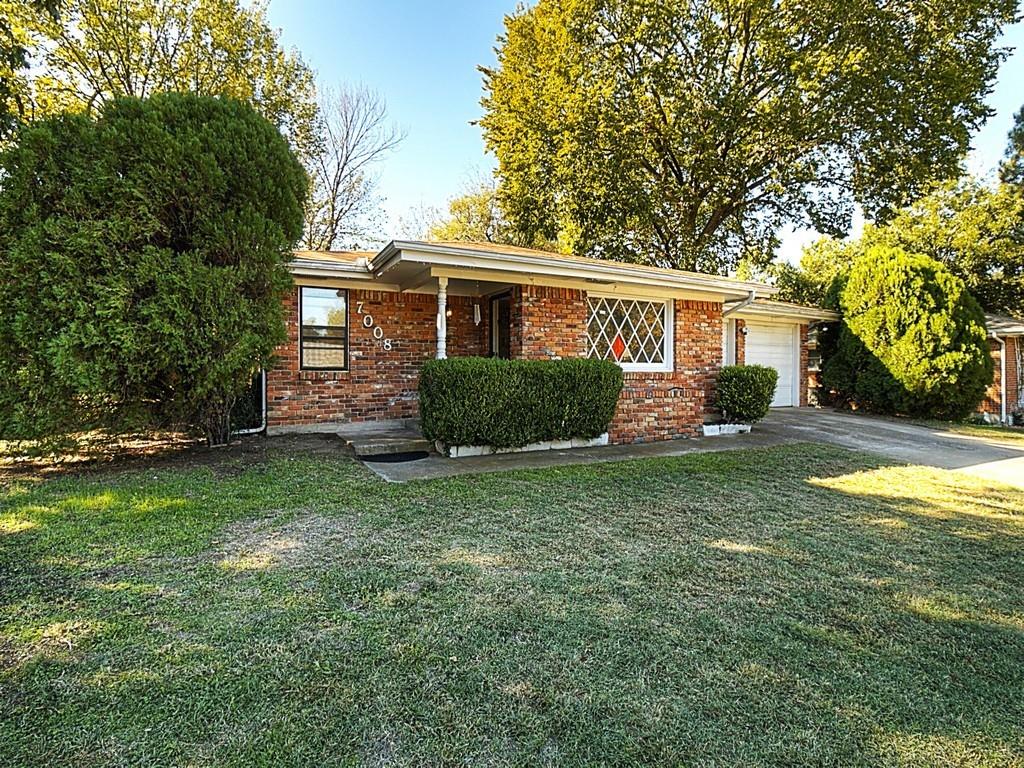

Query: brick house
left=980, top=314, right=1024, bottom=424
left=266, top=241, right=836, bottom=443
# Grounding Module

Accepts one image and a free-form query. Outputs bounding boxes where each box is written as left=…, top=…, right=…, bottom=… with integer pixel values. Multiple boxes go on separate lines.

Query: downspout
left=722, top=290, right=756, bottom=318
left=232, top=370, right=267, bottom=436
left=991, top=332, right=1007, bottom=424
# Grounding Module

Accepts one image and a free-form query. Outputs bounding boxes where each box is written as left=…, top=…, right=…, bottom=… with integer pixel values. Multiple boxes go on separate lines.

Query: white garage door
left=745, top=322, right=798, bottom=407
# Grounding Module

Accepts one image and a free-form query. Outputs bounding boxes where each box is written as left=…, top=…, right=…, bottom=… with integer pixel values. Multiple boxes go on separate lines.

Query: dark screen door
left=491, top=295, right=511, bottom=359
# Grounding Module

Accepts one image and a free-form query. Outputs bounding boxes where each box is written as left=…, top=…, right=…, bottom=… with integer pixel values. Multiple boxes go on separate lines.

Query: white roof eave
left=373, top=241, right=776, bottom=299
left=732, top=302, right=840, bottom=322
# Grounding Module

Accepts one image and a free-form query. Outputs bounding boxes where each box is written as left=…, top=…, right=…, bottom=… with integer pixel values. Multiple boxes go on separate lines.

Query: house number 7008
left=356, top=301, right=394, bottom=351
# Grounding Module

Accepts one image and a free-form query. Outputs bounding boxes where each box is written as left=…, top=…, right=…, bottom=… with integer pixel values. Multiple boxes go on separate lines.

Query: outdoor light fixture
left=473, top=303, right=481, bottom=325
left=740, top=326, right=749, bottom=336
left=445, top=308, right=453, bottom=318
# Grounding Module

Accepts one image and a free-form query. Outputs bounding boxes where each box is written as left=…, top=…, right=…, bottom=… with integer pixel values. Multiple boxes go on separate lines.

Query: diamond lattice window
left=587, top=297, right=670, bottom=369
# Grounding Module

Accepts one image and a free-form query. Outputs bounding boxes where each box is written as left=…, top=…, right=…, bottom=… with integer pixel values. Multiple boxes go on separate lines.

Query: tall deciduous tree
left=11, top=0, right=316, bottom=145
left=427, top=177, right=509, bottom=243
left=1002, top=105, right=1024, bottom=186
left=302, top=84, right=403, bottom=251
left=0, top=0, right=60, bottom=139
left=777, top=179, right=1024, bottom=315
left=480, top=0, right=1019, bottom=273
left=424, top=175, right=558, bottom=250
left=0, top=94, right=307, bottom=446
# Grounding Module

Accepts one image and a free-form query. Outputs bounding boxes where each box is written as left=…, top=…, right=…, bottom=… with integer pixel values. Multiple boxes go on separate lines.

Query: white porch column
left=436, top=276, right=448, bottom=359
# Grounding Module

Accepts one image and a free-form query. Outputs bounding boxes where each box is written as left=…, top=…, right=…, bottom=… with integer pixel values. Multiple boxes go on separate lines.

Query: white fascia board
left=733, top=303, right=839, bottom=322
left=288, top=259, right=375, bottom=280
left=374, top=241, right=776, bottom=300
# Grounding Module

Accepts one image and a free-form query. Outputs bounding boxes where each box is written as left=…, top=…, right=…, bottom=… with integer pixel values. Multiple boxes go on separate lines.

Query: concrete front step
left=345, top=436, right=434, bottom=458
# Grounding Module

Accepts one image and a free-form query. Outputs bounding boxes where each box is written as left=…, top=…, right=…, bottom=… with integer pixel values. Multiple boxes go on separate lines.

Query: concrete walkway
left=362, top=408, right=1024, bottom=486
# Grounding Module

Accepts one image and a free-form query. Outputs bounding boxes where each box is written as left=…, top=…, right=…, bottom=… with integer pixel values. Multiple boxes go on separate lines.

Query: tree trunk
left=202, top=398, right=235, bottom=447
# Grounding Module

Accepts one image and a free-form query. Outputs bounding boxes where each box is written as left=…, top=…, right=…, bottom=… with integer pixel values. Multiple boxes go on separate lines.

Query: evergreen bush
left=716, top=365, right=779, bottom=423
left=0, top=93, right=306, bottom=446
left=821, top=245, right=992, bottom=419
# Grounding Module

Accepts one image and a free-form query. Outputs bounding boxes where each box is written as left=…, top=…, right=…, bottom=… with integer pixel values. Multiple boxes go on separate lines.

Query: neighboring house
left=981, top=313, right=1024, bottom=424
left=267, top=241, right=836, bottom=443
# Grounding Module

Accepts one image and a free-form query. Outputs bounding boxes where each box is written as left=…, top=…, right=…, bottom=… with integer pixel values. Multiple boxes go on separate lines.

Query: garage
left=744, top=321, right=799, bottom=407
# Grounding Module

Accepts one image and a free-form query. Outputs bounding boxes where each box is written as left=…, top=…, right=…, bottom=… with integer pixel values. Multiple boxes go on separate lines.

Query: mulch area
left=0, top=432, right=345, bottom=484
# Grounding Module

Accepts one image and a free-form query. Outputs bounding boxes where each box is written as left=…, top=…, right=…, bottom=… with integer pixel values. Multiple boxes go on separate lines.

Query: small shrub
left=716, top=365, right=779, bottom=423
left=419, top=357, right=623, bottom=448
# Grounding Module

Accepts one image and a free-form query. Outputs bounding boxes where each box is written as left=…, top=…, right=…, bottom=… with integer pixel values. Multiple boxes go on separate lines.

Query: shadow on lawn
left=1, top=443, right=1022, bottom=765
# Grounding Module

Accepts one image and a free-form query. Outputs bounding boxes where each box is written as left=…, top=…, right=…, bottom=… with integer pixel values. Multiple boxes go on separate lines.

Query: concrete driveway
left=759, top=408, right=1024, bottom=489
left=363, top=408, right=1024, bottom=486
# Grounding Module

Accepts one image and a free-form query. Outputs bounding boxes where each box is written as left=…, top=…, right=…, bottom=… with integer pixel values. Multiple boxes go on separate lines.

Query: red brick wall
left=981, top=336, right=1021, bottom=418
left=734, top=319, right=746, bottom=365
left=1012, top=337, right=1021, bottom=414
left=268, top=284, right=728, bottom=443
left=267, top=287, right=484, bottom=429
left=608, top=300, right=723, bottom=443
left=511, top=285, right=589, bottom=360
left=799, top=324, right=810, bottom=407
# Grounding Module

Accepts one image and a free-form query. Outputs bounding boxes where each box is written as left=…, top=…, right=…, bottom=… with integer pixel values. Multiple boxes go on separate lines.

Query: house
left=981, top=313, right=1024, bottom=424
left=266, top=240, right=837, bottom=443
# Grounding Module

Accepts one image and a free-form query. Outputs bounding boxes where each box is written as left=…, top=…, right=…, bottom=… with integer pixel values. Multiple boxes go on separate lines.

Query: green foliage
left=869, top=180, right=1024, bottom=316
left=0, top=0, right=60, bottom=139
left=762, top=237, right=857, bottom=308
left=0, top=93, right=307, bottom=445
left=1002, top=105, right=1024, bottom=186
left=9, top=0, right=316, bottom=149
left=480, top=0, right=1017, bottom=274
left=427, top=178, right=510, bottom=244
left=419, top=357, right=623, bottom=448
left=821, top=245, right=993, bottom=419
left=426, top=177, right=555, bottom=250
left=777, top=177, right=1024, bottom=316
left=716, top=365, right=778, bottom=424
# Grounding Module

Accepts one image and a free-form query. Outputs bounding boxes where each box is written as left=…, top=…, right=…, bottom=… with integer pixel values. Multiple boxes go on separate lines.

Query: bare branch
left=301, top=82, right=405, bottom=250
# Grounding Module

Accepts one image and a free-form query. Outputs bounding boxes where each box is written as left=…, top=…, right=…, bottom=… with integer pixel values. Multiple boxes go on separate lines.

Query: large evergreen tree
left=0, top=93, right=307, bottom=446
left=480, top=0, right=1018, bottom=273
left=822, top=246, right=993, bottom=419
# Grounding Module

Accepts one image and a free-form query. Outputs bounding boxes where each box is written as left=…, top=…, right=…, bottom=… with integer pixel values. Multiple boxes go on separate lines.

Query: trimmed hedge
left=716, top=365, right=779, bottom=423
left=419, top=357, right=623, bottom=448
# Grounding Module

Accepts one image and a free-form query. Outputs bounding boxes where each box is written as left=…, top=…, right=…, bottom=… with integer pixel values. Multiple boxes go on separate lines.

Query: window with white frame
left=587, top=296, right=673, bottom=371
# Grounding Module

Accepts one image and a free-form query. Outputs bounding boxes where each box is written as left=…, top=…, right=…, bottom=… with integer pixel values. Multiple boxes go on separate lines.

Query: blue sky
left=267, top=1, right=1024, bottom=261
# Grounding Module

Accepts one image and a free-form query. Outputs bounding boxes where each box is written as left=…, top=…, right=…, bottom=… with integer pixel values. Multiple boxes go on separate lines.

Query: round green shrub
left=0, top=93, right=306, bottom=446
left=716, top=365, right=779, bottom=423
left=419, top=357, right=623, bottom=448
left=821, top=244, right=993, bottom=419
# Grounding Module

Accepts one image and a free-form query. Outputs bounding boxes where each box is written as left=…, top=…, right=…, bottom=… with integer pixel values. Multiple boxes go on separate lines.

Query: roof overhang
left=370, top=240, right=777, bottom=301
left=986, top=314, right=1024, bottom=336
left=731, top=300, right=839, bottom=323
left=288, top=255, right=374, bottom=280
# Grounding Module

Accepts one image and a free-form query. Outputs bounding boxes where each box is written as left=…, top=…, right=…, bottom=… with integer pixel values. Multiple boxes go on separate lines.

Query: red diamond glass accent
left=611, top=333, right=626, bottom=360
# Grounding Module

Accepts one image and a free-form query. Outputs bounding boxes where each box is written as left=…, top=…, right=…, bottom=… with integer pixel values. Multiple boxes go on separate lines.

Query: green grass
left=932, top=422, right=1024, bottom=445
left=2, top=443, right=1023, bottom=766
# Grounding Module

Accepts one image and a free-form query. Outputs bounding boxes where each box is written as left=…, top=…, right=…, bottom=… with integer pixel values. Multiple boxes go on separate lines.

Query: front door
left=491, top=294, right=511, bottom=359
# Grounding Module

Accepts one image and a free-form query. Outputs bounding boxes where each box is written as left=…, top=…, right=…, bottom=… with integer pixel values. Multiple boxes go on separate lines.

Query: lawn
left=933, top=422, right=1024, bottom=446
left=2, top=442, right=1023, bottom=766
